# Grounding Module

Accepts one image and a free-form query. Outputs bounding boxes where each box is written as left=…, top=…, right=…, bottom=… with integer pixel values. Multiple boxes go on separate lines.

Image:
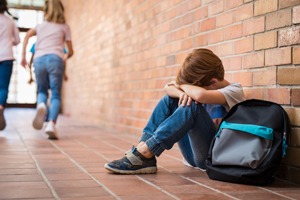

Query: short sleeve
left=13, top=23, right=20, bottom=45
left=64, top=24, right=72, bottom=41
left=218, top=83, right=246, bottom=111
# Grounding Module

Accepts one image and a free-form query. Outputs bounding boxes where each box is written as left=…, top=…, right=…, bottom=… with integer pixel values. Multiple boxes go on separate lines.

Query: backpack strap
left=276, top=104, right=289, bottom=157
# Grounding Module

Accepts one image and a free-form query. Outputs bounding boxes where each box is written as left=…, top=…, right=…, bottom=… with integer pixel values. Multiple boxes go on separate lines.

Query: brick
left=215, top=42, right=234, bottom=57
left=194, top=33, right=209, bottom=46
left=202, top=0, right=214, bottom=5
left=293, top=47, right=300, bottom=64
left=243, top=51, right=265, bottom=69
left=224, top=72, right=233, bottom=82
left=234, top=37, right=254, bottom=54
left=179, top=27, right=191, bottom=40
left=254, top=31, right=277, bottom=50
left=283, top=147, right=300, bottom=167
left=253, top=67, right=277, bottom=86
left=208, top=29, right=224, bottom=44
left=279, top=26, right=300, bottom=46
left=222, top=56, right=242, bottom=71
left=278, top=67, right=300, bottom=85
left=286, top=107, right=300, bottom=126
left=201, top=17, right=216, bottom=32
left=277, top=164, right=300, bottom=185
left=292, top=89, right=300, bottom=106
left=166, top=55, right=176, bottom=65
left=165, top=9, right=177, bottom=22
left=266, top=88, right=290, bottom=104
left=193, top=21, right=202, bottom=34
left=279, top=0, right=300, bottom=9
left=224, top=0, right=244, bottom=10
left=265, top=47, right=292, bottom=66
left=266, top=9, right=292, bottom=30
left=224, top=24, right=243, bottom=40
left=232, top=71, right=253, bottom=86
left=254, top=0, right=278, bottom=16
left=181, top=38, right=193, bottom=50
left=290, top=128, right=300, bottom=146
left=193, top=6, right=208, bottom=21
left=234, top=3, right=254, bottom=22
left=176, top=52, right=189, bottom=65
left=175, top=2, right=191, bottom=16
left=293, top=5, right=300, bottom=24
left=216, top=11, right=234, bottom=28
left=243, top=16, right=265, bottom=36
left=208, top=0, right=224, bottom=16
left=243, top=87, right=265, bottom=99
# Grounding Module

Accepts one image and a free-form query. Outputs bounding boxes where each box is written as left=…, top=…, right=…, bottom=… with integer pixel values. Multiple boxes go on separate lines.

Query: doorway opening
left=7, top=1, right=44, bottom=107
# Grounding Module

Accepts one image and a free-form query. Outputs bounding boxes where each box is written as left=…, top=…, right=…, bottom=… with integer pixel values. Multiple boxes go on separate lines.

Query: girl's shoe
left=0, top=108, right=6, bottom=130
left=32, top=103, right=47, bottom=130
left=45, top=121, right=58, bottom=140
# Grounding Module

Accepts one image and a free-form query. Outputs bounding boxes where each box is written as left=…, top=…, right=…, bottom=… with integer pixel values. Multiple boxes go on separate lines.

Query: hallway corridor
left=0, top=108, right=299, bottom=200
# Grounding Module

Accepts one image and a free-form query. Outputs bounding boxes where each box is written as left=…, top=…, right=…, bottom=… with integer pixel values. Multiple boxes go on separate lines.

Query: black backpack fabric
left=206, top=99, right=290, bottom=186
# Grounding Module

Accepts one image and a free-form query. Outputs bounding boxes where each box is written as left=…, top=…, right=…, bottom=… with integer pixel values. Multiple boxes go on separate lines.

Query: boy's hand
left=167, top=81, right=180, bottom=88
left=179, top=93, right=193, bottom=107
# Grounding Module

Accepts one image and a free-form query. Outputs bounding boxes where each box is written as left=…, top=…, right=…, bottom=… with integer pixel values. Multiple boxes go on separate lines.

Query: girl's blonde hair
left=176, top=48, right=224, bottom=87
left=44, top=0, right=65, bottom=23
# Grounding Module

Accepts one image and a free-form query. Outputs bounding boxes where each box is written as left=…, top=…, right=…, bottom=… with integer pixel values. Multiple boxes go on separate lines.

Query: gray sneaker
left=104, top=147, right=157, bottom=174
left=0, top=108, right=6, bottom=130
left=32, top=103, right=47, bottom=130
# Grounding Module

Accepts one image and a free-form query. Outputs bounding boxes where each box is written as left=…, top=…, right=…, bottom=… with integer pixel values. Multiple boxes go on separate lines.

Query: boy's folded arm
left=179, top=84, right=227, bottom=105
left=164, top=82, right=184, bottom=98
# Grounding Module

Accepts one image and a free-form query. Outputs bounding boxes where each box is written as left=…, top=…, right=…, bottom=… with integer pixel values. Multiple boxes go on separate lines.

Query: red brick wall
left=61, top=0, right=300, bottom=183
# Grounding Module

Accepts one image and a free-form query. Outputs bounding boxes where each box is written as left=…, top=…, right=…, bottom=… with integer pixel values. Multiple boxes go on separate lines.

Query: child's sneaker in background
left=32, top=103, right=47, bottom=130
left=0, top=107, right=6, bottom=130
left=45, top=121, right=58, bottom=140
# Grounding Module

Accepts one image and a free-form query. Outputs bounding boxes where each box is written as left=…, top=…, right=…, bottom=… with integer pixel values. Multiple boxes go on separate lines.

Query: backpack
left=205, top=99, right=290, bottom=185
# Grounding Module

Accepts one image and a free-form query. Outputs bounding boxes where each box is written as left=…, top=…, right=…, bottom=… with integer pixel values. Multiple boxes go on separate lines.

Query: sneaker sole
left=0, top=109, right=6, bottom=130
left=104, top=163, right=157, bottom=174
left=46, top=130, right=58, bottom=140
left=32, top=106, right=46, bottom=130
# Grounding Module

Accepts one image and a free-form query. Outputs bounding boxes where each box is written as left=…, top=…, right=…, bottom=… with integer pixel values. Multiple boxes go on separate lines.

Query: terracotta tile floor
left=0, top=108, right=300, bottom=200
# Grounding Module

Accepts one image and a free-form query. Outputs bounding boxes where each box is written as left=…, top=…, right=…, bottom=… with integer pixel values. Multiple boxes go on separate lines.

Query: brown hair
left=0, top=0, right=7, bottom=14
left=176, top=48, right=224, bottom=87
left=44, top=0, right=65, bottom=23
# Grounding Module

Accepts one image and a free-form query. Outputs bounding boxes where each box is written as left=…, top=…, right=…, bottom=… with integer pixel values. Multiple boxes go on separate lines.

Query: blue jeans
left=33, top=54, right=64, bottom=122
left=0, top=60, right=13, bottom=106
left=140, top=95, right=226, bottom=169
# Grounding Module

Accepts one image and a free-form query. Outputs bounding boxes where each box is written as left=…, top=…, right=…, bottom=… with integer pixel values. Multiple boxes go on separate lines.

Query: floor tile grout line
left=180, top=175, right=241, bottom=200
left=258, top=187, right=297, bottom=200
left=76, top=139, right=182, bottom=200
left=49, top=140, right=121, bottom=200
left=135, top=175, right=182, bottom=200
left=15, top=128, right=60, bottom=200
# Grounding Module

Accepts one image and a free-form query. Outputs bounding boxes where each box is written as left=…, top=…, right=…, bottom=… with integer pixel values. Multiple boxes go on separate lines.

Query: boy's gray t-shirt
left=218, top=83, right=245, bottom=111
